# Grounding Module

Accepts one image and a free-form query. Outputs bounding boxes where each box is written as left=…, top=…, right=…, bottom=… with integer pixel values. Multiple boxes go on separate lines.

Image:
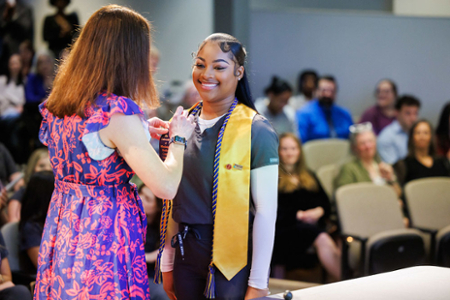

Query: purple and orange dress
left=34, top=93, right=150, bottom=299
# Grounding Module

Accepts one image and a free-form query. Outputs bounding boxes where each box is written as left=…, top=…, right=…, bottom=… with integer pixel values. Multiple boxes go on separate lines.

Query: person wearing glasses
left=335, top=122, right=401, bottom=197
left=296, top=76, right=353, bottom=144
left=359, top=79, right=398, bottom=135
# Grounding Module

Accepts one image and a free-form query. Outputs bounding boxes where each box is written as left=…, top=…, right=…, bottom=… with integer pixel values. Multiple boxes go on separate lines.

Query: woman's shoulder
left=87, top=92, right=144, bottom=118
left=252, top=114, right=278, bottom=137
left=250, top=114, right=279, bottom=168
left=434, top=156, right=450, bottom=167
left=340, top=158, right=361, bottom=170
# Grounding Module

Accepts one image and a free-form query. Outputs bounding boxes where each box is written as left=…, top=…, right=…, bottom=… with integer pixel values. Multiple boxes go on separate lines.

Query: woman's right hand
left=169, top=106, right=195, bottom=141
left=162, top=271, right=177, bottom=300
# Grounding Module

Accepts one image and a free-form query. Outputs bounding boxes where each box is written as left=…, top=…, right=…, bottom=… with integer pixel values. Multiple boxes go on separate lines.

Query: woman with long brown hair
left=34, top=5, right=195, bottom=300
left=273, top=133, right=341, bottom=280
left=395, top=120, right=450, bottom=186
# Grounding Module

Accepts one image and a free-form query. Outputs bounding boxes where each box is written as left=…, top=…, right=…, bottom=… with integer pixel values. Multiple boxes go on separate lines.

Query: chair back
left=1, top=222, right=20, bottom=271
left=317, top=164, right=339, bottom=200
left=405, top=177, right=450, bottom=230
left=336, top=183, right=404, bottom=238
left=303, top=139, right=350, bottom=172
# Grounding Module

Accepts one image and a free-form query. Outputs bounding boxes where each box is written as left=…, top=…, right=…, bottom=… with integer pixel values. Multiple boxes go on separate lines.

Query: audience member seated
left=18, top=53, right=54, bottom=162
left=256, top=76, right=296, bottom=135
left=25, top=53, right=54, bottom=104
left=360, top=79, right=397, bottom=135
left=377, top=95, right=421, bottom=164
left=273, top=133, right=340, bottom=280
left=289, top=69, right=318, bottom=110
left=0, top=54, right=25, bottom=120
left=18, top=171, right=54, bottom=274
left=138, top=184, right=170, bottom=300
left=0, top=142, right=23, bottom=194
left=8, top=148, right=51, bottom=223
left=18, top=40, right=34, bottom=81
left=394, top=120, right=450, bottom=186
left=43, top=0, right=79, bottom=58
left=436, top=102, right=450, bottom=159
left=335, top=122, right=401, bottom=197
left=296, top=75, right=353, bottom=143
left=0, top=231, right=32, bottom=299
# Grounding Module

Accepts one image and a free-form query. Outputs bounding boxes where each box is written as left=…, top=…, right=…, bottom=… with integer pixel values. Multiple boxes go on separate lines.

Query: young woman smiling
left=159, top=33, right=279, bottom=300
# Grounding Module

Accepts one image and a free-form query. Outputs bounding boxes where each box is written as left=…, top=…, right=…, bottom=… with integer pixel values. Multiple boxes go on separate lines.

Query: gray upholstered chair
left=336, top=183, right=425, bottom=278
left=303, top=139, right=350, bottom=172
left=404, top=177, right=450, bottom=266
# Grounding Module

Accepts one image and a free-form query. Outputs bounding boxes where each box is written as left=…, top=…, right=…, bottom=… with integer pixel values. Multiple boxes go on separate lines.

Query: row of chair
left=335, top=178, right=450, bottom=279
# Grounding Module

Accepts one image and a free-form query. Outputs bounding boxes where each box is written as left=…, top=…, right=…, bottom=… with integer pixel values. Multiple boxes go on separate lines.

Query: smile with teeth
left=199, top=81, right=218, bottom=90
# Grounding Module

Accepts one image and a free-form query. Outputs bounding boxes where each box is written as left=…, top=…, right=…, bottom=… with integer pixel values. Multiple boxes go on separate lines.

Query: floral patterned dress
left=34, top=93, right=150, bottom=299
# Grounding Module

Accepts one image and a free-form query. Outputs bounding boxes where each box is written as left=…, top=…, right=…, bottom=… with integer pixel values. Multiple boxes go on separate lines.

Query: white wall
left=394, top=0, right=450, bottom=18
left=128, top=0, right=213, bottom=85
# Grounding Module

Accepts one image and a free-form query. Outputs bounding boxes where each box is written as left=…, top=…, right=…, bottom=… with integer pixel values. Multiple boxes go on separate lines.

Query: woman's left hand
left=245, top=286, right=269, bottom=299
left=147, top=117, right=169, bottom=140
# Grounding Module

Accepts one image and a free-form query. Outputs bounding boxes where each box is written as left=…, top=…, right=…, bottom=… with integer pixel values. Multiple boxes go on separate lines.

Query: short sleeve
left=20, top=221, right=43, bottom=251
left=81, top=93, right=150, bottom=161
left=251, top=114, right=279, bottom=169
left=7, top=186, right=25, bottom=204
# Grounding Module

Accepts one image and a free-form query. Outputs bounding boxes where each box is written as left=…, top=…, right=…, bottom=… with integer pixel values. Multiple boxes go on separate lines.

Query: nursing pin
left=225, top=164, right=232, bottom=170
left=233, top=164, right=243, bottom=170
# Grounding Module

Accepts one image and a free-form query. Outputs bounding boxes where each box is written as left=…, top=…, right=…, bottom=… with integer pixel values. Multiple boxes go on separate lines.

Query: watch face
left=174, top=136, right=186, bottom=143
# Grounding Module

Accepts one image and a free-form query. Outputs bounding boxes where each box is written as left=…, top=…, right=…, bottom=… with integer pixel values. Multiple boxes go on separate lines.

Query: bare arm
left=145, top=250, right=158, bottom=263
left=99, top=107, right=194, bottom=199
left=7, top=200, right=21, bottom=223
left=27, top=246, right=40, bottom=268
left=0, top=258, right=12, bottom=282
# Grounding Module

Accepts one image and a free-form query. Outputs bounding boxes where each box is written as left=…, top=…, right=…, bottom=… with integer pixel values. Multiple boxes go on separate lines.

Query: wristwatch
left=169, top=136, right=187, bottom=149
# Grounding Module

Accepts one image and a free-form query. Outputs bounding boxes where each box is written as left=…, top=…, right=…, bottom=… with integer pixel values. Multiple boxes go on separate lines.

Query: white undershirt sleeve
left=248, top=164, right=278, bottom=289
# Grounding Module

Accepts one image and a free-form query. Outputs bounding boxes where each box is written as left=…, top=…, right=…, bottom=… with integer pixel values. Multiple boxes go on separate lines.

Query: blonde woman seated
left=335, top=122, right=401, bottom=195
left=273, top=133, right=341, bottom=280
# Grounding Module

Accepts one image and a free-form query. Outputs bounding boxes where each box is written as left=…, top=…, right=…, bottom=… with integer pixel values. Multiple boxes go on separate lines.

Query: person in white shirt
left=0, top=54, right=25, bottom=119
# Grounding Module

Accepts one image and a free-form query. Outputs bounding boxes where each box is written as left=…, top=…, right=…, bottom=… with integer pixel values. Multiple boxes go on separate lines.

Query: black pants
left=0, top=285, right=32, bottom=300
left=172, top=224, right=250, bottom=300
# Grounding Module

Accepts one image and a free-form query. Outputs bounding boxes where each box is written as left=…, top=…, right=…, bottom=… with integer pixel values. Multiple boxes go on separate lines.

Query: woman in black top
left=19, top=171, right=54, bottom=274
left=436, top=102, right=450, bottom=159
left=395, top=120, right=450, bottom=186
left=273, top=133, right=340, bottom=280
